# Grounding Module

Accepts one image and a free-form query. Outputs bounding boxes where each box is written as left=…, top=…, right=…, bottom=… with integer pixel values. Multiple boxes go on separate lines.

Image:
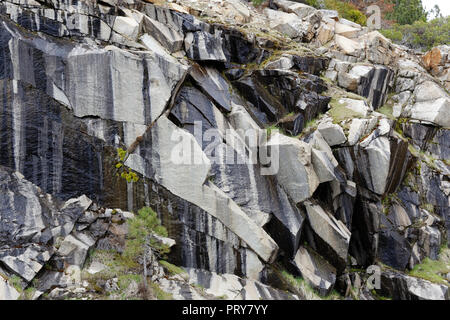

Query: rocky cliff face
left=0, top=0, right=449, bottom=300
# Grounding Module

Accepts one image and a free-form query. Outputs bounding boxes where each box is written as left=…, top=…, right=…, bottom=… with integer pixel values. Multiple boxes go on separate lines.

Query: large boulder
left=142, top=16, right=184, bottom=52
left=304, top=202, right=351, bottom=271
left=185, top=31, right=227, bottom=62
left=189, top=65, right=233, bottom=112
left=265, top=133, right=319, bottom=204
left=377, top=211, right=412, bottom=271
left=317, top=122, right=347, bottom=146
left=406, top=81, right=450, bottom=127
left=264, top=8, right=306, bottom=40
left=355, top=135, right=391, bottom=195
left=337, top=64, right=394, bottom=109
left=113, top=16, right=140, bottom=41
left=335, top=35, right=363, bottom=56
left=125, top=115, right=279, bottom=266
left=422, top=45, right=450, bottom=90
left=380, top=270, right=450, bottom=300
left=274, top=0, right=317, bottom=19
left=335, top=22, right=360, bottom=39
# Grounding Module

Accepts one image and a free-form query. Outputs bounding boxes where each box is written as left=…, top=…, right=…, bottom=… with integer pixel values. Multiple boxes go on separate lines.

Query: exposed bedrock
left=0, top=165, right=93, bottom=282
left=0, top=0, right=449, bottom=300
left=328, top=60, right=395, bottom=109
left=232, top=69, right=330, bottom=127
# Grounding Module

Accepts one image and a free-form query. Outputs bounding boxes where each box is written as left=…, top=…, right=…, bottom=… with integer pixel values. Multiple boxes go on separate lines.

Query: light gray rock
left=113, top=16, right=140, bottom=41
left=337, top=64, right=393, bottom=108
left=347, top=118, right=368, bottom=145
left=265, top=133, right=319, bottom=204
left=186, top=268, right=299, bottom=300
left=409, top=97, right=450, bottom=127
left=395, top=77, right=416, bottom=93
left=335, top=21, right=360, bottom=38
left=274, top=0, right=317, bottom=19
left=357, top=136, right=391, bottom=195
left=335, top=34, right=363, bottom=56
left=339, top=98, right=371, bottom=116
left=185, top=31, right=227, bottom=62
left=189, top=65, right=233, bottom=112
left=404, top=276, right=449, bottom=300
left=304, top=202, right=351, bottom=266
left=264, top=56, right=295, bottom=70
left=381, top=270, right=450, bottom=300
left=292, top=246, right=337, bottom=296
left=319, top=10, right=339, bottom=20
left=57, top=235, right=91, bottom=267
left=86, top=261, right=106, bottom=275
left=264, top=8, right=305, bottom=39
left=152, top=234, right=176, bottom=248
left=414, top=81, right=447, bottom=103
left=126, top=116, right=279, bottom=265
left=339, top=18, right=362, bottom=29
left=393, top=91, right=412, bottom=107
left=337, top=65, right=373, bottom=93
left=142, top=16, right=184, bottom=53
left=316, top=23, right=335, bottom=45
left=311, top=148, right=337, bottom=183
left=68, top=45, right=189, bottom=125
left=317, top=122, right=347, bottom=146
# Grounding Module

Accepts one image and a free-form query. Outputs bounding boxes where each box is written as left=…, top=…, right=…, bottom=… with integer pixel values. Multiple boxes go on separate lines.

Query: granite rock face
left=0, top=0, right=449, bottom=301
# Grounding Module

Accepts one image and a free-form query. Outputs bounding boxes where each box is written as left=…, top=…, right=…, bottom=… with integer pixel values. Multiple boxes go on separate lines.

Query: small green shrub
left=381, top=17, right=450, bottom=51
left=324, top=0, right=367, bottom=26
left=115, top=148, right=139, bottom=183
left=8, top=275, right=23, bottom=293
left=347, top=9, right=367, bottom=26
left=305, top=0, right=320, bottom=8
left=124, top=207, right=170, bottom=261
left=251, top=0, right=265, bottom=6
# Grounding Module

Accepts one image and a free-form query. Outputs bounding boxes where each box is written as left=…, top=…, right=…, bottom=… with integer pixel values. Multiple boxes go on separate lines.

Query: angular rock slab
left=380, top=270, right=450, bottom=300
left=189, top=65, right=233, bottom=112
left=292, top=246, right=337, bottom=296
left=409, top=98, right=450, bottom=128
left=304, top=202, right=351, bottom=270
left=185, top=31, right=227, bottom=62
left=317, top=122, right=347, bottom=146
left=142, top=15, right=184, bottom=53
left=355, top=136, right=391, bottom=195
left=125, top=116, right=279, bottom=265
left=265, top=133, right=319, bottom=204
left=186, top=268, right=299, bottom=300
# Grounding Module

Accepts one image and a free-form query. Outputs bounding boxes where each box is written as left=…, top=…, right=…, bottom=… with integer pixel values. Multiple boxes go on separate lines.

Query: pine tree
left=392, top=0, right=427, bottom=25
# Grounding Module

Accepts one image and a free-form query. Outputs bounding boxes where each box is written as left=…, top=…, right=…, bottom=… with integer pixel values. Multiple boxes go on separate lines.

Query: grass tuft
left=409, top=249, right=450, bottom=285
left=159, top=260, right=187, bottom=276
